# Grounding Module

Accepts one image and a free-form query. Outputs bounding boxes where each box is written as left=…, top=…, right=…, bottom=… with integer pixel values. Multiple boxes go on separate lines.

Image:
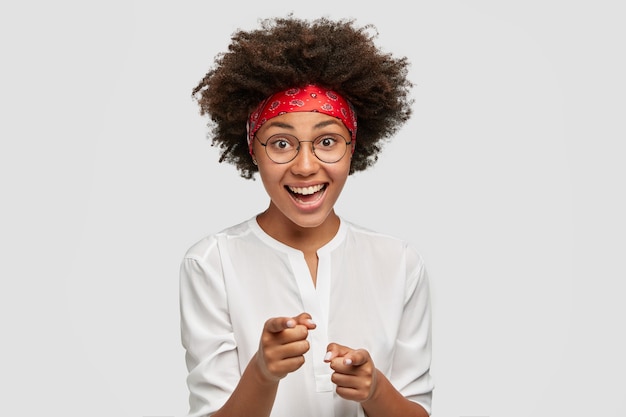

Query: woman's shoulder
left=341, top=218, right=425, bottom=264
left=183, top=217, right=255, bottom=260
left=342, top=218, right=408, bottom=246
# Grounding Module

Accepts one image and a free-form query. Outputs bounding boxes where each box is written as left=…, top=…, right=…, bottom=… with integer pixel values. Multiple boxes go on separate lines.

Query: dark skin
left=212, top=313, right=316, bottom=417
left=326, top=343, right=429, bottom=416
left=213, top=313, right=428, bottom=417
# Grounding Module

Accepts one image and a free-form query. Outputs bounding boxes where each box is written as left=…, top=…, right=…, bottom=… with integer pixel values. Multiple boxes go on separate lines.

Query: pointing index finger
left=343, top=349, right=368, bottom=366
left=265, top=317, right=296, bottom=334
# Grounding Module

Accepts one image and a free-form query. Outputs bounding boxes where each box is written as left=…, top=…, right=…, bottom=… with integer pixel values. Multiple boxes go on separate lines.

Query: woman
left=180, top=16, right=434, bottom=417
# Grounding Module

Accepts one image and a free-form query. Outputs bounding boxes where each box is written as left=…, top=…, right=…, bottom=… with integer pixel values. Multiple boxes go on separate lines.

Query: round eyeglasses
left=255, top=133, right=352, bottom=164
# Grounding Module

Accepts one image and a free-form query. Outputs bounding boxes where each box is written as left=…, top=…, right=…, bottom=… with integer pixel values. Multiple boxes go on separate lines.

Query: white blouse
left=180, top=216, right=434, bottom=417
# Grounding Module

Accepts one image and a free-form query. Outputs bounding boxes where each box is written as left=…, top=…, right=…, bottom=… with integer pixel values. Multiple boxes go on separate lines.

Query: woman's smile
left=286, top=183, right=327, bottom=205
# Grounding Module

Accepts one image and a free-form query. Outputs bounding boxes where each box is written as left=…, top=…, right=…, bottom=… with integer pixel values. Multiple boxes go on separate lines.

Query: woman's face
left=252, top=111, right=353, bottom=230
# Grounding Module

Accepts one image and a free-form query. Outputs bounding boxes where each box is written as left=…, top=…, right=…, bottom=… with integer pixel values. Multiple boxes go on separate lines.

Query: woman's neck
left=256, top=204, right=340, bottom=253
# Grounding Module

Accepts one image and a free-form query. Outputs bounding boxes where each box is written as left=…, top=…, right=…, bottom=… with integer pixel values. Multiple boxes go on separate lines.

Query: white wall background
left=1, top=1, right=624, bottom=416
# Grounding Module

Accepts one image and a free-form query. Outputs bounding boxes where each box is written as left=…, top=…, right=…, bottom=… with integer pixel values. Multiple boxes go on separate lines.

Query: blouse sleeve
left=179, top=239, right=240, bottom=417
left=391, top=244, right=435, bottom=415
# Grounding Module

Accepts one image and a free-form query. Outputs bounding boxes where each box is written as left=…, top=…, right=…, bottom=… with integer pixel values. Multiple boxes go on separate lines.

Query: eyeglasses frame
left=254, top=133, right=352, bottom=164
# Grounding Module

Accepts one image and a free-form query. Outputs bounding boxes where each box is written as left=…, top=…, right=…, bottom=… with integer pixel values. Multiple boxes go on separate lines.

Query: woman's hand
left=324, top=343, right=379, bottom=402
left=255, top=312, right=316, bottom=383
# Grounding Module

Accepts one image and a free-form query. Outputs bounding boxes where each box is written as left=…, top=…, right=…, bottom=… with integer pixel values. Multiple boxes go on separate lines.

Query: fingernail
left=324, top=351, right=332, bottom=361
left=306, top=319, right=316, bottom=326
left=286, top=319, right=295, bottom=328
left=344, top=358, right=352, bottom=366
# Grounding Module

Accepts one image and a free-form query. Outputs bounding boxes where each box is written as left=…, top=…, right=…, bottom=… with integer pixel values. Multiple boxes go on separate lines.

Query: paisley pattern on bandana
left=247, top=85, right=357, bottom=154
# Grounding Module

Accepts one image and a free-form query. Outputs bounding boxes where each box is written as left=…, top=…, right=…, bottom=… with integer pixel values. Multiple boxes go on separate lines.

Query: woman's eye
left=269, top=137, right=295, bottom=151
left=318, top=136, right=337, bottom=148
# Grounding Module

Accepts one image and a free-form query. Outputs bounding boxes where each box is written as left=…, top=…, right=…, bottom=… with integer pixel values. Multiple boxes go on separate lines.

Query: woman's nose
left=290, top=141, right=319, bottom=174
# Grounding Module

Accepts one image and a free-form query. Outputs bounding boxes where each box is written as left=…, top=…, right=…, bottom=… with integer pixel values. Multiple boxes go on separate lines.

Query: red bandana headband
left=247, top=84, right=357, bottom=155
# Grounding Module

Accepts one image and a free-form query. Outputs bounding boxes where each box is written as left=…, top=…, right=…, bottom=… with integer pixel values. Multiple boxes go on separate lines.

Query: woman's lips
left=286, top=184, right=327, bottom=204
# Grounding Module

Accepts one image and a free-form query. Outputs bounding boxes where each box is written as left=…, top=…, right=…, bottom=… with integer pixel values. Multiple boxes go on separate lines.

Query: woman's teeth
left=288, top=184, right=325, bottom=195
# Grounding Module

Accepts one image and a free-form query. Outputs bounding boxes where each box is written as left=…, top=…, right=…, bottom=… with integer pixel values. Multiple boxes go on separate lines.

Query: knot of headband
left=246, top=84, right=357, bottom=155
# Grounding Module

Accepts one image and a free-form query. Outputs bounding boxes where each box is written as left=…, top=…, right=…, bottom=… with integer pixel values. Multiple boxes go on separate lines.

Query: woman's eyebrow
left=313, top=119, right=343, bottom=130
left=264, top=121, right=294, bottom=130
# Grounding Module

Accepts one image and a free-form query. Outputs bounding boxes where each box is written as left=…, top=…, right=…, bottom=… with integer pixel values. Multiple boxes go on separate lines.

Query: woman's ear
left=249, top=145, right=257, bottom=165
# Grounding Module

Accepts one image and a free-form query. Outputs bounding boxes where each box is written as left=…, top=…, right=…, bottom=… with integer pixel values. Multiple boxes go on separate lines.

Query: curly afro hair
left=192, top=16, right=414, bottom=179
